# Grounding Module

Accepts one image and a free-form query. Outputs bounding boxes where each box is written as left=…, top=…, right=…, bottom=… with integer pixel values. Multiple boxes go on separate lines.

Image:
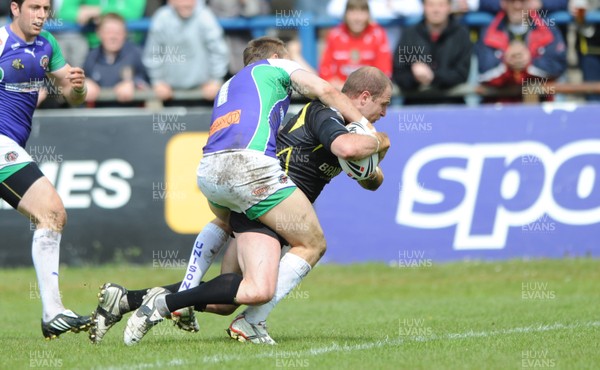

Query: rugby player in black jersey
left=222, top=65, right=391, bottom=343
left=90, top=66, right=391, bottom=345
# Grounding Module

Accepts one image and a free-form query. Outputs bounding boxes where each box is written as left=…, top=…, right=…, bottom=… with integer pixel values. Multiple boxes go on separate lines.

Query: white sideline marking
left=103, top=321, right=600, bottom=369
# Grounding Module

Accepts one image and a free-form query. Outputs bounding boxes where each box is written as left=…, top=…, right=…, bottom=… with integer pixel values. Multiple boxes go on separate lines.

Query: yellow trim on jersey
left=312, top=144, right=323, bottom=152
left=288, top=102, right=311, bottom=133
left=277, top=146, right=293, bottom=174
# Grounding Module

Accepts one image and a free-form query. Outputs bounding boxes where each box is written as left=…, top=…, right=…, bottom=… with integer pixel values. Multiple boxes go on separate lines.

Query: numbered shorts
left=0, top=135, right=43, bottom=209
left=197, top=150, right=296, bottom=220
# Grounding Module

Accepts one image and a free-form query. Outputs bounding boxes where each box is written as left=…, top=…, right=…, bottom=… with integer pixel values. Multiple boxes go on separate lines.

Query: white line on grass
left=412, top=321, right=600, bottom=342
left=101, top=321, right=600, bottom=369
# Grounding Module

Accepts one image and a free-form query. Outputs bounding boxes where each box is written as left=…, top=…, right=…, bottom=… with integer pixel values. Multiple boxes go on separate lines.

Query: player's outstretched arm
left=290, top=69, right=368, bottom=126
left=48, top=65, right=87, bottom=106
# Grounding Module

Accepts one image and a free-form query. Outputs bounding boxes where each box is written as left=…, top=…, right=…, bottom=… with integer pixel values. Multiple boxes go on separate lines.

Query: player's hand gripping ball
left=338, top=121, right=379, bottom=180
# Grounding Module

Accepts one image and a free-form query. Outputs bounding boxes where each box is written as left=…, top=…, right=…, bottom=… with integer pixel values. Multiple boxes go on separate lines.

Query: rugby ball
left=338, top=121, right=379, bottom=181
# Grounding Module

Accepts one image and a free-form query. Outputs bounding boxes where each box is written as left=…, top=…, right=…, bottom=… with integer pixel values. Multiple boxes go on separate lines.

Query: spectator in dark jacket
left=479, top=0, right=568, bottom=13
left=480, top=0, right=569, bottom=44
left=83, top=13, right=149, bottom=107
left=392, top=0, right=472, bottom=104
left=476, top=0, right=567, bottom=103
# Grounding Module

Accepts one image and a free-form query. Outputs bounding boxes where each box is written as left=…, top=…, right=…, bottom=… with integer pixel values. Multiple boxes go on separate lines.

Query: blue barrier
left=42, top=11, right=600, bottom=68
left=2, top=104, right=599, bottom=265
left=316, top=103, right=600, bottom=263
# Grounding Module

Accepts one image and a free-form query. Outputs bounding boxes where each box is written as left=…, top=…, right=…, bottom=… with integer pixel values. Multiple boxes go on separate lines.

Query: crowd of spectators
left=1, top=0, right=599, bottom=106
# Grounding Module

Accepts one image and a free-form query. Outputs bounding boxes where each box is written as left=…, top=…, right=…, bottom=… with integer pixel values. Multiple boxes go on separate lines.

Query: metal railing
left=39, top=10, right=600, bottom=106
left=42, top=11, right=600, bottom=68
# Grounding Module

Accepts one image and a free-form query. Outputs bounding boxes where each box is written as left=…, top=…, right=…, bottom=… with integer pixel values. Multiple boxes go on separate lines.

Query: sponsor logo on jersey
left=318, top=162, right=342, bottom=178
left=4, top=79, right=44, bottom=93
left=252, top=185, right=270, bottom=196
left=4, top=151, right=18, bottom=162
left=10, top=42, right=19, bottom=50
left=24, top=48, right=35, bottom=58
left=35, top=40, right=43, bottom=46
left=209, top=109, right=241, bottom=135
left=12, top=58, right=24, bottom=69
left=40, top=55, right=49, bottom=71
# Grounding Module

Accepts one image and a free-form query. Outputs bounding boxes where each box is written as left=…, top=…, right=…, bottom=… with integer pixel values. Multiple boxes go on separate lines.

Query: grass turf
left=0, top=259, right=598, bottom=369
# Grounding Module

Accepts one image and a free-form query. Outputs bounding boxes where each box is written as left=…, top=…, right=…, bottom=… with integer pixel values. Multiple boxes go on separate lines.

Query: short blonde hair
left=342, top=66, right=392, bottom=100
left=243, top=37, right=288, bottom=66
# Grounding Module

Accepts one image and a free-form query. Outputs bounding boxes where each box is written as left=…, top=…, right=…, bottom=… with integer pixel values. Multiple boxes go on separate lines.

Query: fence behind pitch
left=0, top=104, right=598, bottom=266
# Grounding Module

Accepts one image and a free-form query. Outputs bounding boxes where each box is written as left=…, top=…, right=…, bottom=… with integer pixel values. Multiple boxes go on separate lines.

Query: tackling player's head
left=10, top=0, right=51, bottom=41
left=243, top=36, right=290, bottom=66
left=342, top=67, right=393, bottom=124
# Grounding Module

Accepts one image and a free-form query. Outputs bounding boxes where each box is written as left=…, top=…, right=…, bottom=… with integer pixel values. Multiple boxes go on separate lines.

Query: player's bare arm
left=330, top=130, right=390, bottom=161
left=48, top=65, right=87, bottom=106
left=290, top=69, right=370, bottom=125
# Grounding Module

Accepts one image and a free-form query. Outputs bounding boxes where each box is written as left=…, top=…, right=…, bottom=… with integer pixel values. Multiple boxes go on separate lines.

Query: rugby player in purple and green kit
left=0, top=0, right=90, bottom=339
left=122, top=37, right=388, bottom=346
left=89, top=67, right=391, bottom=346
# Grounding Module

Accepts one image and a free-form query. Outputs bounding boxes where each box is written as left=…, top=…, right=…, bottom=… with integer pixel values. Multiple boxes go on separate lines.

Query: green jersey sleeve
left=41, top=30, right=67, bottom=72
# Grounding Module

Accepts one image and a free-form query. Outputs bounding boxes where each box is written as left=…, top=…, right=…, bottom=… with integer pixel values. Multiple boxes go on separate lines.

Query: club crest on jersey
left=12, top=58, right=24, bottom=70
left=40, top=55, right=49, bottom=71
left=278, top=174, right=289, bottom=184
left=5, top=151, right=18, bottom=162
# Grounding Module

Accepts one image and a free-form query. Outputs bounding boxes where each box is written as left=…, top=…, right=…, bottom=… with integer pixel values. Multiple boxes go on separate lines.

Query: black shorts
left=229, top=211, right=289, bottom=247
left=0, top=162, right=44, bottom=209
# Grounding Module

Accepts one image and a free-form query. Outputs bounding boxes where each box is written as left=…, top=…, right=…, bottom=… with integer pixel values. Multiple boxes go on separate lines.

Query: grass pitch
left=0, top=259, right=598, bottom=369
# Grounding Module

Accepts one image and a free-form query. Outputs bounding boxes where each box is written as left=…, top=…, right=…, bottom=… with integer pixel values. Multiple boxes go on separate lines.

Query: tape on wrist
left=72, top=84, right=87, bottom=95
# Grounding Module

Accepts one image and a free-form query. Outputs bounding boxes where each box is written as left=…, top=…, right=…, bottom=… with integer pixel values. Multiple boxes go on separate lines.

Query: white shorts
left=0, top=135, right=33, bottom=183
left=197, top=150, right=297, bottom=220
